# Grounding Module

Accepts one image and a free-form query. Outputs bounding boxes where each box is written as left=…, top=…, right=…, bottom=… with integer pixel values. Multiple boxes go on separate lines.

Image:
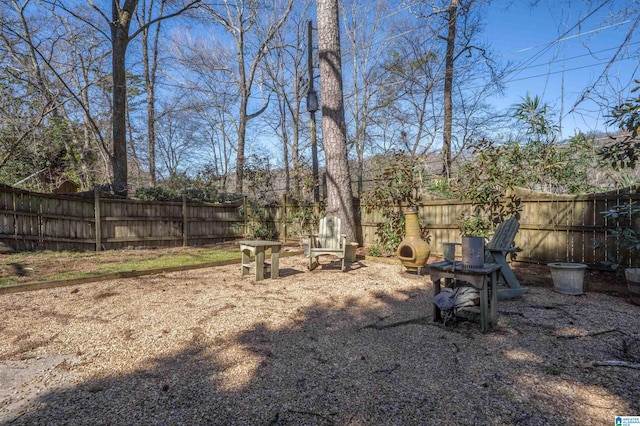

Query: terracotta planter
left=397, top=207, right=430, bottom=271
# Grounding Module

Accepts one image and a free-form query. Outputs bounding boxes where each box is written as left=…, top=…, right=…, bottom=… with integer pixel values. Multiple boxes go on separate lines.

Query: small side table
left=239, top=240, right=281, bottom=281
left=427, top=261, right=500, bottom=332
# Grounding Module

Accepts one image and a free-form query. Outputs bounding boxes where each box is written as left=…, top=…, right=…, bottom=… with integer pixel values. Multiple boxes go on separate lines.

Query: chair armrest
left=487, top=247, right=522, bottom=253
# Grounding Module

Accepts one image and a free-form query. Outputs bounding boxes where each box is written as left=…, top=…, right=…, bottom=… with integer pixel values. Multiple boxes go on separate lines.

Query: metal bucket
left=442, top=242, right=457, bottom=263
left=462, top=236, right=484, bottom=269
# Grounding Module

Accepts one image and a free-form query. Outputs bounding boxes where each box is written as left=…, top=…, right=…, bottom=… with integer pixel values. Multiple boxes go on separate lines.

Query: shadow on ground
left=3, top=265, right=639, bottom=425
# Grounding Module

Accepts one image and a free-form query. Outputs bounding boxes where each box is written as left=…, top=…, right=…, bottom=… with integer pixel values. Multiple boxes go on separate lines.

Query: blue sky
left=481, top=0, right=639, bottom=138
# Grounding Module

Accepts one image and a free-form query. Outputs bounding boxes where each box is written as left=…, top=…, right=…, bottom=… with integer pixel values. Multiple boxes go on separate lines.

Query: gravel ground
left=1, top=255, right=639, bottom=425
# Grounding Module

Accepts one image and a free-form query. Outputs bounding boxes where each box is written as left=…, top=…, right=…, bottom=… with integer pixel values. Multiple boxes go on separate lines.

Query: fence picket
left=1, top=186, right=639, bottom=267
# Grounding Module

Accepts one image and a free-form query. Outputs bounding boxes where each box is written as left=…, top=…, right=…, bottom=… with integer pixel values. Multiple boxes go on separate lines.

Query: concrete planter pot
left=548, top=263, right=587, bottom=295
left=345, top=242, right=358, bottom=262
left=624, top=268, right=640, bottom=306
left=301, top=238, right=310, bottom=257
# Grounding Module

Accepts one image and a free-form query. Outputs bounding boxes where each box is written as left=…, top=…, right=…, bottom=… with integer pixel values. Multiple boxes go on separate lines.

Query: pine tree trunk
left=442, top=0, right=459, bottom=178
left=316, top=0, right=356, bottom=242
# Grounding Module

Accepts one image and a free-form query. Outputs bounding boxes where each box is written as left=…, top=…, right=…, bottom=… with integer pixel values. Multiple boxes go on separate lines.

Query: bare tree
left=342, top=0, right=397, bottom=195
left=260, top=2, right=312, bottom=198
left=154, top=101, right=205, bottom=182
left=58, top=16, right=113, bottom=186
left=85, top=0, right=202, bottom=195
left=316, top=0, right=356, bottom=242
left=202, top=0, right=294, bottom=195
left=169, top=32, right=241, bottom=191
left=0, top=0, right=111, bottom=187
left=376, top=29, right=442, bottom=157
left=412, top=0, right=501, bottom=177
left=539, top=1, right=640, bottom=133
left=198, top=91, right=238, bottom=189
left=136, top=0, right=168, bottom=186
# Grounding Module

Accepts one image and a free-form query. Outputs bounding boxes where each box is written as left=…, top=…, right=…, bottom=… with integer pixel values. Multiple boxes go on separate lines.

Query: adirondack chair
left=307, top=215, right=347, bottom=271
left=443, top=217, right=528, bottom=299
left=485, top=217, right=529, bottom=299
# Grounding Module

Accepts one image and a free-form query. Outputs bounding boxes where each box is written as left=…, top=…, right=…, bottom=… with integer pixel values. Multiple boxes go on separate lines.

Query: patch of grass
left=0, top=247, right=241, bottom=286
left=543, top=363, right=561, bottom=376
left=45, top=252, right=239, bottom=281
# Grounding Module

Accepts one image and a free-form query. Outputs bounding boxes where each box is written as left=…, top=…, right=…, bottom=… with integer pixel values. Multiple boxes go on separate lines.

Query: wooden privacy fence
left=356, top=187, right=640, bottom=267
left=1, top=185, right=639, bottom=267
left=0, top=187, right=243, bottom=251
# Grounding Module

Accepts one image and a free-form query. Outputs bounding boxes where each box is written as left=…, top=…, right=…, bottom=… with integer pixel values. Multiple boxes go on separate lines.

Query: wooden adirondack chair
left=307, top=215, right=347, bottom=271
left=442, top=217, right=528, bottom=299
left=485, top=217, right=529, bottom=299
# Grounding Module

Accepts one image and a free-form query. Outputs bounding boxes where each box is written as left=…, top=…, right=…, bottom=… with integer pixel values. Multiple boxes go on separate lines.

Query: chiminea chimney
left=396, top=207, right=430, bottom=272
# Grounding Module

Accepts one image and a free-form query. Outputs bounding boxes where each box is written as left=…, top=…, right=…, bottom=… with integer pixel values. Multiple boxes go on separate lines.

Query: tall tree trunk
left=291, top=107, right=300, bottom=197
left=140, top=0, right=165, bottom=187
left=442, top=0, right=459, bottom=178
left=316, top=0, right=356, bottom=243
left=111, top=2, right=137, bottom=196
left=107, top=0, right=200, bottom=195
left=280, top=96, right=290, bottom=194
left=145, top=69, right=157, bottom=186
left=234, top=12, right=249, bottom=196
left=236, top=95, right=247, bottom=194
left=204, top=1, right=293, bottom=195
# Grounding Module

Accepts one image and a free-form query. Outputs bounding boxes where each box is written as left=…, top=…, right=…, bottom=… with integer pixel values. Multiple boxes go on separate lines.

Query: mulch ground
left=1, top=251, right=638, bottom=425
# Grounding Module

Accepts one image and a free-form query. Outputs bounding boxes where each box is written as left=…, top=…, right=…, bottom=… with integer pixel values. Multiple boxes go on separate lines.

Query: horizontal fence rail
left=1, top=186, right=639, bottom=267
left=0, top=187, right=244, bottom=251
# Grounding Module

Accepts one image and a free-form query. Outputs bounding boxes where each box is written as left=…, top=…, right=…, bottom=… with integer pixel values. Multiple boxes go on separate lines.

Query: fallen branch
left=582, top=360, right=640, bottom=370
left=288, top=409, right=336, bottom=424
left=360, top=315, right=391, bottom=330
left=557, top=328, right=619, bottom=339
left=500, top=310, right=525, bottom=317
left=529, top=304, right=577, bottom=320
left=363, top=316, right=428, bottom=330
left=530, top=303, right=566, bottom=310
left=373, top=363, right=401, bottom=375
left=517, top=321, right=557, bottom=331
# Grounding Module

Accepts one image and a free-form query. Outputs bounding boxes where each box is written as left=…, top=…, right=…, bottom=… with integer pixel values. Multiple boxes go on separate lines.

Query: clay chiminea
left=397, top=207, right=430, bottom=272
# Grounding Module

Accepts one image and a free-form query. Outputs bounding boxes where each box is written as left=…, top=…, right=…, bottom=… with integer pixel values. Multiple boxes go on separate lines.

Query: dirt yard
left=1, top=253, right=639, bottom=425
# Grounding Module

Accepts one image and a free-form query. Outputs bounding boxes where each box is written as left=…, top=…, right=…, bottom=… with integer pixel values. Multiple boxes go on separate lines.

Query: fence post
left=38, top=196, right=44, bottom=250
left=182, top=195, right=188, bottom=247
left=243, top=195, right=247, bottom=238
left=281, top=193, right=287, bottom=243
left=94, top=188, right=101, bottom=252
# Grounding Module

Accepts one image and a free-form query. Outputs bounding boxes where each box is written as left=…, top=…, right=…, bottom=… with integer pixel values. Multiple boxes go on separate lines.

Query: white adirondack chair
left=307, top=215, right=347, bottom=271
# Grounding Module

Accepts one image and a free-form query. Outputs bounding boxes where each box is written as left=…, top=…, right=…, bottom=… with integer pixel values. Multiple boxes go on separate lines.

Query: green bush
left=238, top=197, right=275, bottom=240
left=361, top=152, right=427, bottom=256
left=597, top=202, right=640, bottom=273
left=134, top=186, right=180, bottom=202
